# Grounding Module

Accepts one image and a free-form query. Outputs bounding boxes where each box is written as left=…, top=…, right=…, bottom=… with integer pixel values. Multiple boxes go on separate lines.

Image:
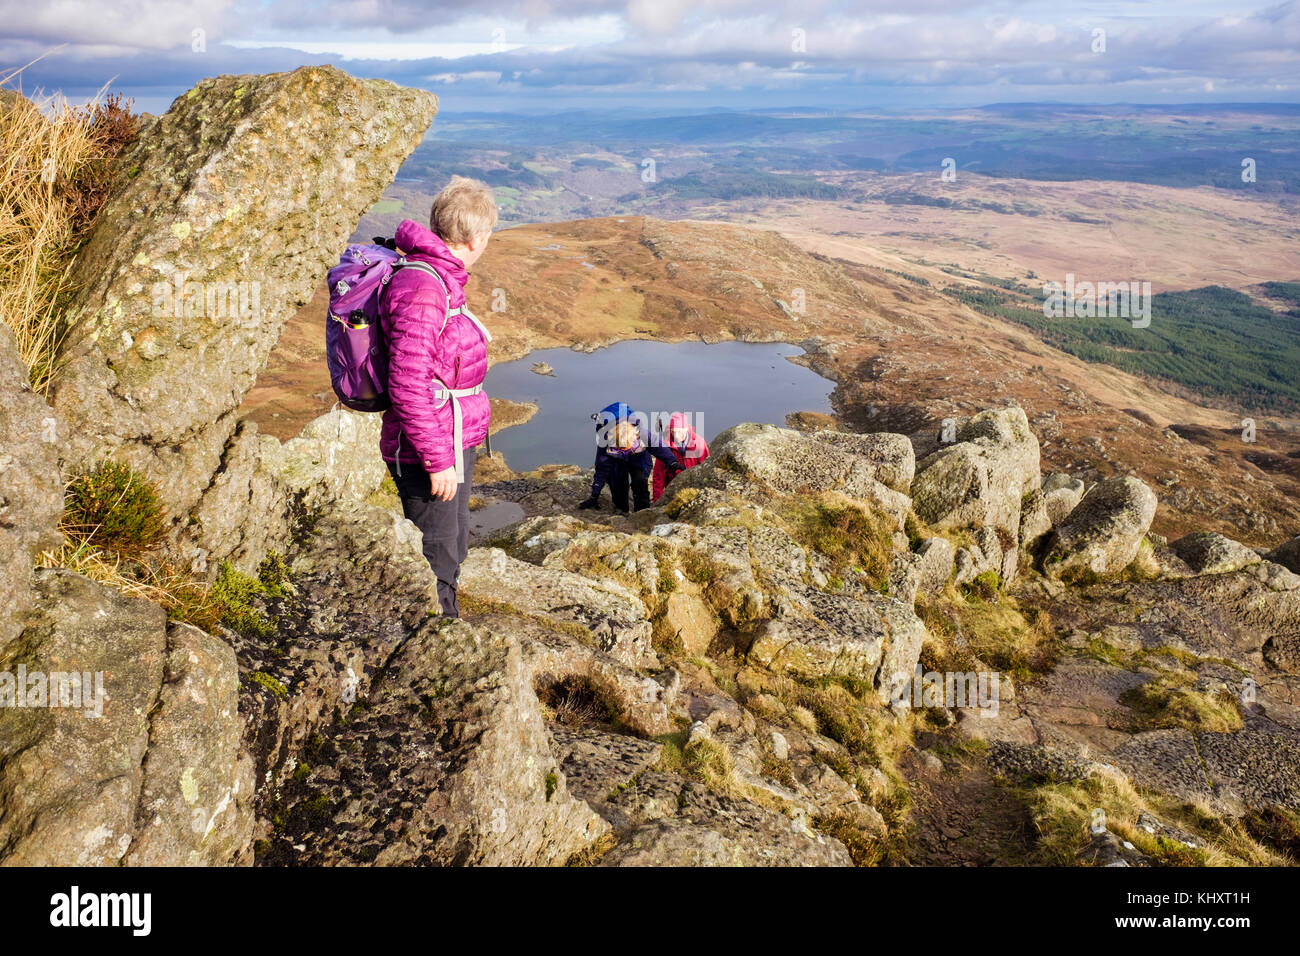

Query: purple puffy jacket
left=378, top=219, right=491, bottom=474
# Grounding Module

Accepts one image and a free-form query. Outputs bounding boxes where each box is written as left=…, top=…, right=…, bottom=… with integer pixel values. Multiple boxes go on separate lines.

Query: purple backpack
left=325, top=243, right=456, bottom=412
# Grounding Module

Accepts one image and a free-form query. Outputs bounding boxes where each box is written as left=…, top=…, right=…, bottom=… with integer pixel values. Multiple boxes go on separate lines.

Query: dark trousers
left=605, top=461, right=651, bottom=512
left=387, top=447, right=477, bottom=618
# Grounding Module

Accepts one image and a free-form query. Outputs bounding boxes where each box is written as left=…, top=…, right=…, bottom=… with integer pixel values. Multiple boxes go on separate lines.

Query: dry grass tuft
left=1024, top=771, right=1290, bottom=866
left=0, top=64, right=139, bottom=389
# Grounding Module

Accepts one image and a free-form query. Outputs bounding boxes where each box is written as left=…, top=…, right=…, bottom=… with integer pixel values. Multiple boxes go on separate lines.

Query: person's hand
left=429, top=466, right=458, bottom=501
left=578, top=496, right=600, bottom=510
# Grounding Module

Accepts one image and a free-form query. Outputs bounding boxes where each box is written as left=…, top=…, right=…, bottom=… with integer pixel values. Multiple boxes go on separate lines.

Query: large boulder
left=48, top=66, right=437, bottom=534
left=259, top=618, right=610, bottom=865
left=748, top=586, right=927, bottom=703
left=460, top=548, right=656, bottom=670
left=1042, top=476, right=1157, bottom=581
left=911, top=407, right=1040, bottom=533
left=1267, top=535, right=1300, bottom=575
left=670, top=423, right=912, bottom=527
left=190, top=408, right=387, bottom=574
left=0, top=324, right=64, bottom=650
left=1171, top=532, right=1262, bottom=575
left=809, top=430, right=915, bottom=493
left=0, top=571, right=252, bottom=865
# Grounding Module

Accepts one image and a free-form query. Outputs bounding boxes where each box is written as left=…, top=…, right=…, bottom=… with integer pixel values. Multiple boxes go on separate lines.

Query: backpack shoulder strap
left=393, top=260, right=463, bottom=336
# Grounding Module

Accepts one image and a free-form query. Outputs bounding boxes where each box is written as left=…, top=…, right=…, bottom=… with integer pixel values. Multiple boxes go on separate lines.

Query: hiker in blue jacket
left=578, top=402, right=681, bottom=513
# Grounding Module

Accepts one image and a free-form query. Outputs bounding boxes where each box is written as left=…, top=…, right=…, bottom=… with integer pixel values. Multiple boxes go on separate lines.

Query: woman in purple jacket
left=379, top=177, right=497, bottom=618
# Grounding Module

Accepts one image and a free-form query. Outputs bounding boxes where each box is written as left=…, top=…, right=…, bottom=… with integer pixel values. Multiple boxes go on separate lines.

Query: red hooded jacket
left=651, top=413, right=710, bottom=502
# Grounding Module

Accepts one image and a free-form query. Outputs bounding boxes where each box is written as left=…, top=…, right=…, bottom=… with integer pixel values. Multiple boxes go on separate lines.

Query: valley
left=245, top=210, right=1300, bottom=549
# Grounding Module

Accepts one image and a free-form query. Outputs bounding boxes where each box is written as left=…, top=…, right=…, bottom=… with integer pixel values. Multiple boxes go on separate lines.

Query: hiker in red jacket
left=651, top=412, right=709, bottom=502
left=379, top=176, right=497, bottom=618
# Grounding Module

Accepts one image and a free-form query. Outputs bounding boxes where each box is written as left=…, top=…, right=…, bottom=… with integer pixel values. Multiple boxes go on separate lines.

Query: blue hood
left=594, top=401, right=635, bottom=428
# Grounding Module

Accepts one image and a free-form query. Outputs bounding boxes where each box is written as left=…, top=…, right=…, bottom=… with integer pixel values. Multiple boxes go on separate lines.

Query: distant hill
left=407, top=104, right=1300, bottom=221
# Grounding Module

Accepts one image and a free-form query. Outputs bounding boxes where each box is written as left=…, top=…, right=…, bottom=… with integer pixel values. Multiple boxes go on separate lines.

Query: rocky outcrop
left=8, top=58, right=1298, bottom=866
left=1042, top=476, right=1157, bottom=581
left=48, top=66, right=437, bottom=543
left=1019, top=473, right=1085, bottom=557
left=911, top=407, right=1040, bottom=534
left=1171, top=532, right=1262, bottom=575
left=0, top=325, right=63, bottom=650
left=233, top=500, right=438, bottom=796
left=228, top=500, right=622, bottom=865
left=1269, top=535, right=1300, bottom=574
left=671, top=422, right=912, bottom=527
left=460, top=547, right=657, bottom=670
left=0, top=571, right=252, bottom=865
left=261, top=618, right=608, bottom=865
left=192, top=409, right=387, bottom=574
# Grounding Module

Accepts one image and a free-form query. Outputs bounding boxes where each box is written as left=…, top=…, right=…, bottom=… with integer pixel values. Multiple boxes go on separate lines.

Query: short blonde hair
left=430, top=175, right=498, bottom=245
left=613, top=421, right=640, bottom=449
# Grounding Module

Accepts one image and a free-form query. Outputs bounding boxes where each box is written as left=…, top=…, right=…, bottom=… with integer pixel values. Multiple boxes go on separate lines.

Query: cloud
left=0, top=0, right=241, bottom=49
left=1, top=0, right=1297, bottom=108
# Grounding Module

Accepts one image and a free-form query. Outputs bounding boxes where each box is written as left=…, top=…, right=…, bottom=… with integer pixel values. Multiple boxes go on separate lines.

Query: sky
left=1, top=0, right=1298, bottom=115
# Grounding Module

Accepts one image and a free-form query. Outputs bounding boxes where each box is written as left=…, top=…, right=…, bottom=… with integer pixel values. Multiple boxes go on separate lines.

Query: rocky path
left=902, top=738, right=1038, bottom=866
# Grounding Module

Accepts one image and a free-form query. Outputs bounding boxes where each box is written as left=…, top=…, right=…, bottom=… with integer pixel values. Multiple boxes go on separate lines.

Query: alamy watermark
left=891, top=666, right=1001, bottom=717
left=0, top=666, right=104, bottom=718
left=50, top=886, right=150, bottom=936
left=151, top=274, right=262, bottom=320
left=1043, top=273, right=1151, bottom=328
left=594, top=409, right=705, bottom=450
